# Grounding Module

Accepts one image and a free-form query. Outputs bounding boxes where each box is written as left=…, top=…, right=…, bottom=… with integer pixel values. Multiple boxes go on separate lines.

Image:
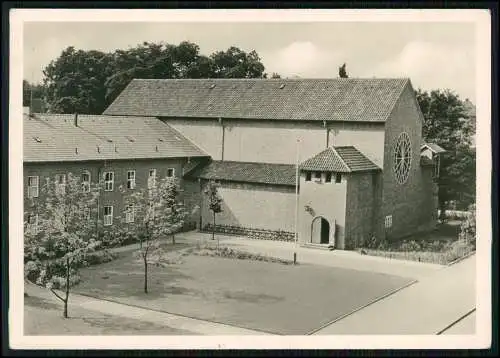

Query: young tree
left=163, top=178, right=188, bottom=245
left=204, top=180, right=223, bottom=250
left=123, top=177, right=184, bottom=294
left=24, top=173, right=100, bottom=318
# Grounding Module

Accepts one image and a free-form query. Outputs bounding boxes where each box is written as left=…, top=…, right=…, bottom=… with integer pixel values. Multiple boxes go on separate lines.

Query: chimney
left=74, top=113, right=79, bottom=127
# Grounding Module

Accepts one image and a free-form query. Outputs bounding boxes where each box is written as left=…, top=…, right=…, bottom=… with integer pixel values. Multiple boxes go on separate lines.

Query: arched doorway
left=310, top=216, right=330, bottom=244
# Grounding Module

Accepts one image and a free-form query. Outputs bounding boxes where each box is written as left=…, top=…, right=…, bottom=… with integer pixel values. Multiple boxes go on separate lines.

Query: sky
left=23, top=21, right=477, bottom=102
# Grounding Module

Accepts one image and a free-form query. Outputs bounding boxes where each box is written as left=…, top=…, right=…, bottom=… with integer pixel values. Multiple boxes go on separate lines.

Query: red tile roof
left=24, top=114, right=208, bottom=163
left=300, top=146, right=381, bottom=173
left=189, top=160, right=297, bottom=186
left=103, top=78, right=410, bottom=122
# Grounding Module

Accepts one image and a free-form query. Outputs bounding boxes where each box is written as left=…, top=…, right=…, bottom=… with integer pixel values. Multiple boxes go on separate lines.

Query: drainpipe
left=219, top=117, right=225, bottom=161
left=198, top=178, right=203, bottom=230
left=324, top=120, right=330, bottom=148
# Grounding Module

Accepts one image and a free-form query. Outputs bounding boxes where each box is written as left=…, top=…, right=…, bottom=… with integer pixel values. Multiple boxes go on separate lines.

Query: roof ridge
left=329, top=147, right=352, bottom=172
left=132, top=77, right=411, bottom=82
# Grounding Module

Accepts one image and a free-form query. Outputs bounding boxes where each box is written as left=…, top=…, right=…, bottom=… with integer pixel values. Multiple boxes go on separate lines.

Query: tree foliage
left=122, top=177, right=186, bottom=293
left=24, top=173, right=101, bottom=318
left=36, top=41, right=267, bottom=115
left=339, top=63, right=349, bottom=78
left=415, top=89, right=476, bottom=212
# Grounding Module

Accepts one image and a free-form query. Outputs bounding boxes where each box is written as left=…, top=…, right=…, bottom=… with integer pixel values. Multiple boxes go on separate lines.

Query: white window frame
left=27, top=176, right=39, bottom=198
left=167, top=168, right=175, bottom=178
left=81, top=171, right=91, bottom=193
left=148, top=169, right=157, bottom=188
left=55, top=174, right=67, bottom=195
left=103, top=206, right=113, bottom=226
left=125, top=205, right=135, bottom=223
left=104, top=172, right=114, bottom=192
left=127, top=170, right=136, bottom=189
left=27, top=213, right=38, bottom=234
left=385, top=215, right=393, bottom=229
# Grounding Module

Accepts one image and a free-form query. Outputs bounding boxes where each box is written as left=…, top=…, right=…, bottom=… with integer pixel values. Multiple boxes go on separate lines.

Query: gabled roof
left=188, top=160, right=296, bottom=186
left=103, top=78, right=410, bottom=122
left=421, top=143, right=446, bottom=154
left=300, top=146, right=381, bottom=173
left=24, top=114, right=208, bottom=163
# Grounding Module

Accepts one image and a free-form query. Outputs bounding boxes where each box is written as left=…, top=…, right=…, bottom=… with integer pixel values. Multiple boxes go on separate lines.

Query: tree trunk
left=64, top=257, right=70, bottom=318
left=172, top=234, right=175, bottom=245
left=212, top=211, right=215, bottom=241
left=144, top=256, right=148, bottom=294
left=438, top=200, right=447, bottom=222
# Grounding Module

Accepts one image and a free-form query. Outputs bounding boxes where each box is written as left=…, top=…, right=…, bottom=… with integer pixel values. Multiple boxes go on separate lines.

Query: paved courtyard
left=73, top=252, right=411, bottom=335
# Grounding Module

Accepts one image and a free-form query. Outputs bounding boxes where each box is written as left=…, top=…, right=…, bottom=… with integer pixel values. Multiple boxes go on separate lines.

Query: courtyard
left=68, top=245, right=411, bottom=335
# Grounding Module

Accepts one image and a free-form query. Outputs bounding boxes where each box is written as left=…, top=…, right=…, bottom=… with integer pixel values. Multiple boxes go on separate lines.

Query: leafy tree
left=416, top=89, right=476, bottom=214
left=43, top=47, right=113, bottom=114
left=204, top=180, right=223, bottom=250
left=23, top=80, right=46, bottom=108
left=123, top=177, right=183, bottom=294
left=210, top=47, right=265, bottom=78
left=339, top=63, right=348, bottom=78
left=270, top=72, right=282, bottom=79
left=24, top=173, right=100, bottom=318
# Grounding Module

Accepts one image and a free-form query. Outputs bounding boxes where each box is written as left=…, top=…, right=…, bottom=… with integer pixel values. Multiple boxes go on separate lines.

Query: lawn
left=74, top=250, right=412, bottom=335
left=24, top=295, right=195, bottom=335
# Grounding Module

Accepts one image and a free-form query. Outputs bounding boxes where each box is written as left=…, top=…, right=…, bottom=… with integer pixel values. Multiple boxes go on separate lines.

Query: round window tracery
left=393, top=132, right=412, bottom=184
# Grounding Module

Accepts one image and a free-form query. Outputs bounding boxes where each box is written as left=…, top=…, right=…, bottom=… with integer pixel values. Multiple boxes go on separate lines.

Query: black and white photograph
left=8, top=8, right=492, bottom=350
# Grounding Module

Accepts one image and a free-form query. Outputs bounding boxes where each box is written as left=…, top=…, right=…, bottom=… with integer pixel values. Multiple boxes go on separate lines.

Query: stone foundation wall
left=201, top=223, right=295, bottom=242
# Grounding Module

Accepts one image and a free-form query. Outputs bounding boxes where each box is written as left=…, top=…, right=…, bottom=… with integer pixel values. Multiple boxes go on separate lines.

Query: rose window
left=393, top=132, right=412, bottom=184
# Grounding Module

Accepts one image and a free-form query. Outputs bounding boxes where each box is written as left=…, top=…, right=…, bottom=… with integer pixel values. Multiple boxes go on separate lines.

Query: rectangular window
left=27, top=214, right=38, bottom=234
left=385, top=215, right=393, bottom=229
left=148, top=169, right=156, bottom=188
left=314, top=172, right=322, bottom=183
left=167, top=168, right=175, bottom=178
left=127, top=170, right=136, bottom=189
left=27, top=176, right=39, bottom=198
left=335, top=173, right=342, bottom=183
left=104, top=172, right=114, bottom=191
left=55, top=174, right=66, bottom=195
left=325, top=173, right=332, bottom=183
left=305, top=172, right=312, bottom=181
left=81, top=172, right=91, bottom=193
left=104, top=206, right=113, bottom=226
left=125, top=205, right=135, bottom=223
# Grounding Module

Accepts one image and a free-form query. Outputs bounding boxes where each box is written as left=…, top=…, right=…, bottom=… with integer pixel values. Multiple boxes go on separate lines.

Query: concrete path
left=24, top=282, right=269, bottom=336
left=180, top=231, right=445, bottom=280
left=311, top=254, right=476, bottom=335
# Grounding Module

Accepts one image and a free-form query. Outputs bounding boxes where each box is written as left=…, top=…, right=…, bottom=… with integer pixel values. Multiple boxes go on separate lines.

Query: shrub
left=399, top=240, right=422, bottom=252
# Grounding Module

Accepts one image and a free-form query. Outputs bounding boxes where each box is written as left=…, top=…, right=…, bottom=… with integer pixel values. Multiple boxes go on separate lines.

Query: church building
left=101, top=78, right=441, bottom=249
